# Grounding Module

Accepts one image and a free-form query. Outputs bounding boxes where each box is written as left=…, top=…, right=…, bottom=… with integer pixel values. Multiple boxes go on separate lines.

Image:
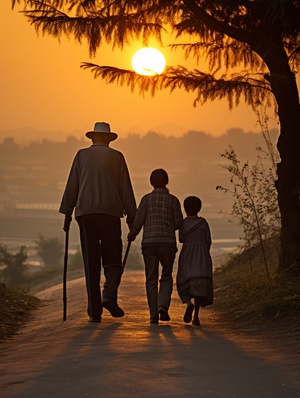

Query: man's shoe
left=184, top=303, right=194, bottom=323
left=150, top=317, right=159, bottom=324
left=88, top=316, right=101, bottom=323
left=157, top=306, right=170, bottom=321
left=102, top=297, right=125, bottom=318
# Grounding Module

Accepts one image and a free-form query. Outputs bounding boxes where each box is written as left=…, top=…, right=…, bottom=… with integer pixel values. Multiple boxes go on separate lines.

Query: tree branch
left=181, top=0, right=254, bottom=45
left=80, top=63, right=272, bottom=108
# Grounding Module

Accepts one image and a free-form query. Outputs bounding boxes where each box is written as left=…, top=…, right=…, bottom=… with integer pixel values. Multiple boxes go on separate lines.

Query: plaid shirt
left=128, top=188, right=183, bottom=247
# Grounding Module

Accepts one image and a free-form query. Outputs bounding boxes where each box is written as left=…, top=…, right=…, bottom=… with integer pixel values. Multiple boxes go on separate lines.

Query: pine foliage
left=11, top=0, right=300, bottom=109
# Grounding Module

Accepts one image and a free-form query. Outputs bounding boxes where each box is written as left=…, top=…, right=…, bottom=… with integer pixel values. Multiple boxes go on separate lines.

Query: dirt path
left=1, top=271, right=299, bottom=398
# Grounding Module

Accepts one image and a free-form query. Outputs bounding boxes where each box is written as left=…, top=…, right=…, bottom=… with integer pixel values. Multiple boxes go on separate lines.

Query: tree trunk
left=268, top=67, right=300, bottom=269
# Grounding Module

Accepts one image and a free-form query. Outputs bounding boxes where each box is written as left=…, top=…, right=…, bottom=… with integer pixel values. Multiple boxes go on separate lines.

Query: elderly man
left=59, top=122, right=136, bottom=322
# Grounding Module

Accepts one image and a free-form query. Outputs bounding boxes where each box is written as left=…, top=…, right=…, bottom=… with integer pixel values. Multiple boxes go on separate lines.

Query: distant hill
left=0, top=127, right=279, bottom=258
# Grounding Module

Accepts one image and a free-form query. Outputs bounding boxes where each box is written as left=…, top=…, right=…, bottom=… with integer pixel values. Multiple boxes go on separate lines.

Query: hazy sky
left=1, top=2, right=281, bottom=141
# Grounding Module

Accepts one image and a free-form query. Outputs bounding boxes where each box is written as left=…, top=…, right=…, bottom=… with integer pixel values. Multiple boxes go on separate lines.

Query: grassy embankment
left=213, top=238, right=300, bottom=335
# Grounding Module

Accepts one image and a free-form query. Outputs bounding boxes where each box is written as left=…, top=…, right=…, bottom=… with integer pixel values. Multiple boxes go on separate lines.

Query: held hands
left=126, top=214, right=137, bottom=242
left=63, top=215, right=72, bottom=231
left=127, top=233, right=135, bottom=242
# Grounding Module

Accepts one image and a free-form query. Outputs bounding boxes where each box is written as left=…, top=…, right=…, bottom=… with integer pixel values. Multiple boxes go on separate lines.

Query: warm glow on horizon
left=132, top=47, right=166, bottom=76
left=0, top=2, right=281, bottom=140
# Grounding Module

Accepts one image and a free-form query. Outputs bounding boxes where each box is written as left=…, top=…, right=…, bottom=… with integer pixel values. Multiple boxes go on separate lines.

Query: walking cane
left=122, top=241, right=131, bottom=269
left=63, top=227, right=69, bottom=321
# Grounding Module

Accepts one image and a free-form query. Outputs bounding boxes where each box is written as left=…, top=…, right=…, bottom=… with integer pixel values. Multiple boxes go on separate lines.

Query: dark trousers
left=76, top=214, right=123, bottom=318
left=142, top=246, right=176, bottom=319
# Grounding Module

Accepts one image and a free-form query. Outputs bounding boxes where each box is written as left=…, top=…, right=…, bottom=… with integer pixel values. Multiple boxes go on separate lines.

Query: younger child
left=128, top=169, right=183, bottom=324
left=176, top=196, right=213, bottom=326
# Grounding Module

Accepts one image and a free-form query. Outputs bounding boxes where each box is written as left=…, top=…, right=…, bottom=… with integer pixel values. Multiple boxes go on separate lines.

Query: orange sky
left=0, top=2, right=281, bottom=141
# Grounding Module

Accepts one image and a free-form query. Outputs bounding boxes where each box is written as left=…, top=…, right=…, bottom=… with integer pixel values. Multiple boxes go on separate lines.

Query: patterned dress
left=176, top=216, right=213, bottom=306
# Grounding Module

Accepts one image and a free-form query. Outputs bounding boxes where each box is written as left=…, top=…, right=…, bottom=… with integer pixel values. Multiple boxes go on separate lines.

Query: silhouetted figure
left=59, top=122, right=136, bottom=322
left=128, top=169, right=183, bottom=324
left=176, top=196, right=213, bottom=326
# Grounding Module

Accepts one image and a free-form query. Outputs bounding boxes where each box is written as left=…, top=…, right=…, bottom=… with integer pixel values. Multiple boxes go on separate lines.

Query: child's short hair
left=184, top=196, right=202, bottom=215
left=150, top=169, right=169, bottom=188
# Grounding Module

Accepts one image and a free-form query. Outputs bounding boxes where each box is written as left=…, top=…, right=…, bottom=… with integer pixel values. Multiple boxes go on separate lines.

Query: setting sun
left=132, top=47, right=166, bottom=76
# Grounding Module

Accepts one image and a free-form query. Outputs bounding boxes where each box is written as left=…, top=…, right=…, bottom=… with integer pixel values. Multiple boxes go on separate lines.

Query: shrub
left=35, top=235, right=64, bottom=269
left=0, top=244, right=28, bottom=286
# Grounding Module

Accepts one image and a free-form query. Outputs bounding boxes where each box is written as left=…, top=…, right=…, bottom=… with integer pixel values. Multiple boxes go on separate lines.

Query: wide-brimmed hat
left=86, top=122, right=118, bottom=141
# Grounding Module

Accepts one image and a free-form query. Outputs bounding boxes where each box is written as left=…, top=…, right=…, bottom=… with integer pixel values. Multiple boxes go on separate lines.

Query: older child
left=128, top=169, right=183, bottom=324
left=176, top=196, right=213, bottom=326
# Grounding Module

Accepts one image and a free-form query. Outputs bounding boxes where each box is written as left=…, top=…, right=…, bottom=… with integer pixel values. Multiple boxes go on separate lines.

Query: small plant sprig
left=217, top=115, right=281, bottom=280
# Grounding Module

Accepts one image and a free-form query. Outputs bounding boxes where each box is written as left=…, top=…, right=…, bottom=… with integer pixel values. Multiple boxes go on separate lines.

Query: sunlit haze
left=0, top=2, right=280, bottom=142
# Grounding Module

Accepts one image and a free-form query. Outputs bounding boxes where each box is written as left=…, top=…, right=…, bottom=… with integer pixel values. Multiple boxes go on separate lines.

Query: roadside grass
left=214, top=241, right=300, bottom=332
left=0, top=283, right=40, bottom=340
